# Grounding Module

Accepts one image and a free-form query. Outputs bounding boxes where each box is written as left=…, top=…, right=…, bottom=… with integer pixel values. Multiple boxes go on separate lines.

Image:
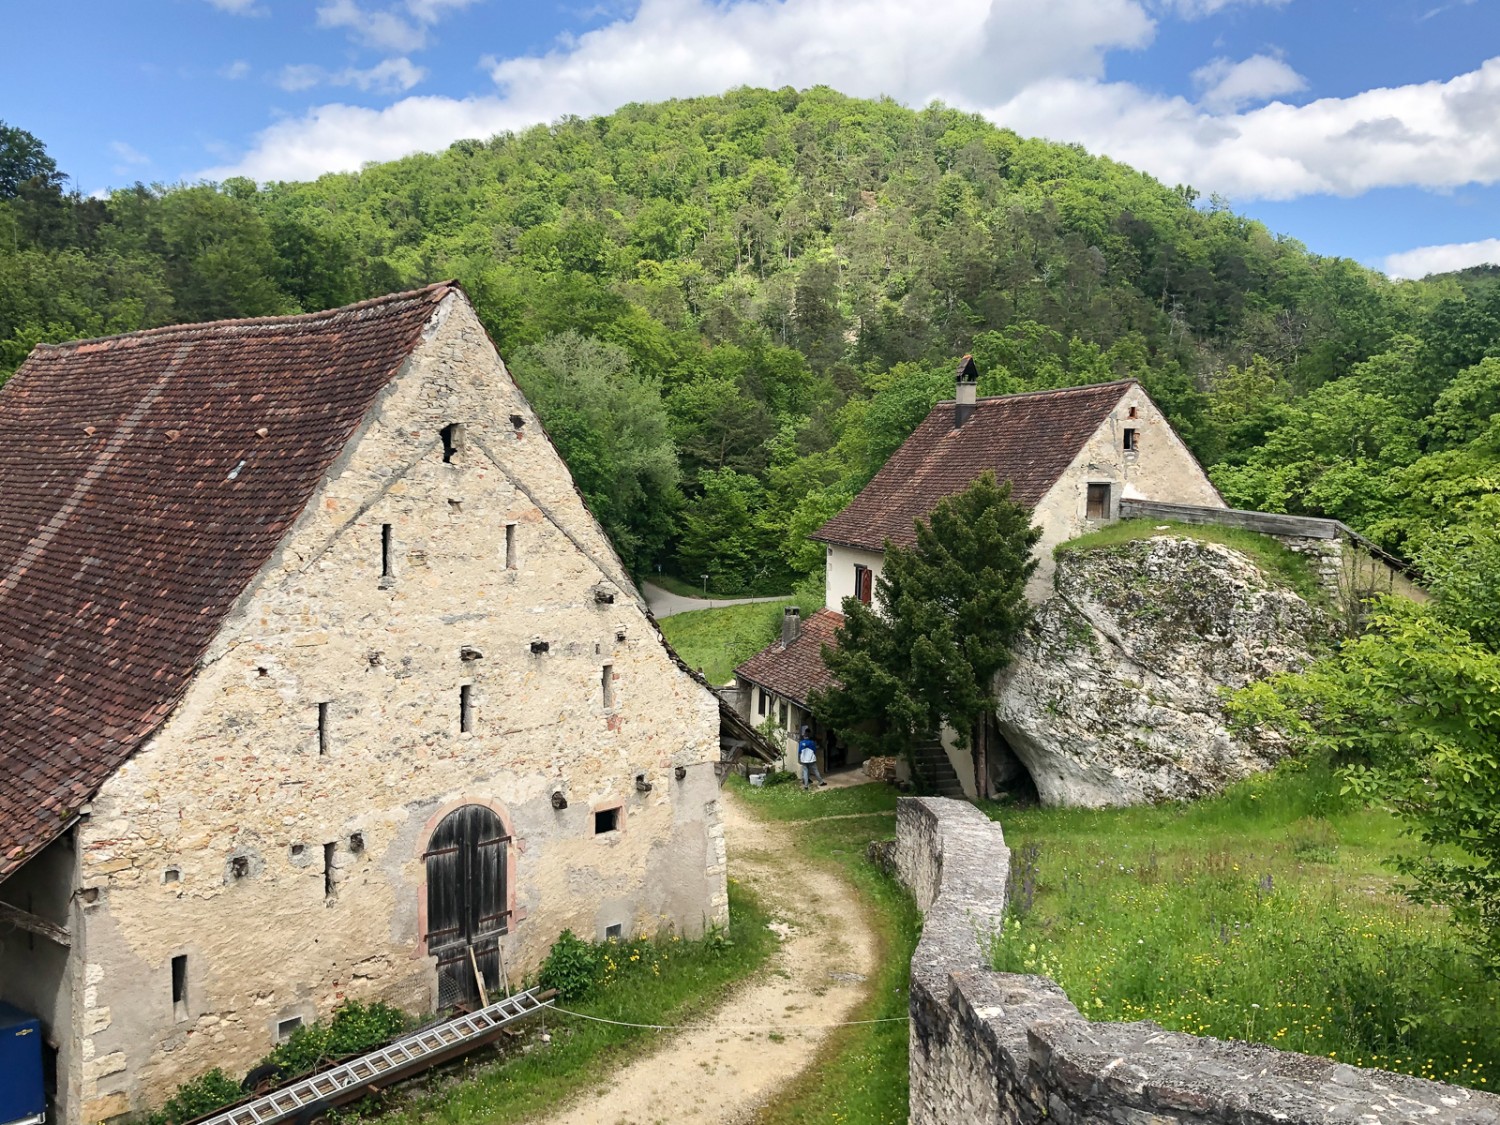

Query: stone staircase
left=910, top=736, right=966, bottom=798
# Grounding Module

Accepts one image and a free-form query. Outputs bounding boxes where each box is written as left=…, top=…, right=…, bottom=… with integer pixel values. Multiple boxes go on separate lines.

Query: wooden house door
left=424, top=805, right=509, bottom=1010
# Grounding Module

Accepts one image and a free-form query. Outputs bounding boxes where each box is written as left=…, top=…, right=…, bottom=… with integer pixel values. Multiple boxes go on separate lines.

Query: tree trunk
left=973, top=715, right=988, bottom=802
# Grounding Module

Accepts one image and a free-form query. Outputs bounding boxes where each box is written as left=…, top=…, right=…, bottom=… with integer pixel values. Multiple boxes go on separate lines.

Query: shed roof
left=0, top=283, right=456, bottom=882
left=814, top=380, right=1135, bottom=552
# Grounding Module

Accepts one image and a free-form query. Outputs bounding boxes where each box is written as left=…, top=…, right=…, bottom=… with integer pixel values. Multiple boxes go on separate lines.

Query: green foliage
left=147, top=1069, right=244, bottom=1125
left=145, top=1000, right=409, bottom=1122
left=1232, top=599, right=1500, bottom=972
left=812, top=472, right=1039, bottom=761
left=508, top=331, right=681, bottom=570
left=983, top=763, right=1498, bottom=1090
left=4, top=91, right=1500, bottom=580
left=264, top=999, right=408, bottom=1076
left=538, top=929, right=605, bottom=1000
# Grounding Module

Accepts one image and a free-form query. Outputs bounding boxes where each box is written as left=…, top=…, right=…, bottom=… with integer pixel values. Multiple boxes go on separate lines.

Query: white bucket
left=749, top=771, right=767, bottom=787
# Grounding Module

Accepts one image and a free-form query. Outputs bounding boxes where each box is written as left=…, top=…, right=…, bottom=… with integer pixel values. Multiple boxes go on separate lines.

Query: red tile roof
left=0, top=283, right=457, bottom=882
left=814, top=381, right=1135, bottom=552
left=735, top=609, right=844, bottom=709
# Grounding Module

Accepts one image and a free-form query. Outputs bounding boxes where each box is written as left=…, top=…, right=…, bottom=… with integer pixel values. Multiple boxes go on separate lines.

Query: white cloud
left=205, top=0, right=265, bottom=14
left=315, top=0, right=483, bottom=52
left=1161, top=0, right=1287, bottom=17
left=109, top=141, right=150, bottom=166
left=201, top=0, right=1500, bottom=208
left=1192, top=53, right=1306, bottom=111
left=987, top=56, right=1500, bottom=200
left=1385, top=238, right=1500, bottom=279
left=276, top=57, right=427, bottom=94
left=219, top=59, right=253, bottom=80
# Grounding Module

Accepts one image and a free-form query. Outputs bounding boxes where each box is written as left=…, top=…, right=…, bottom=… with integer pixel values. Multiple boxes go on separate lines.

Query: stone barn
left=0, top=283, right=748, bottom=1122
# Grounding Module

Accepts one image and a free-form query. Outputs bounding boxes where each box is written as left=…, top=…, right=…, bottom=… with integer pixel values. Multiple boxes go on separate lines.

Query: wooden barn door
left=424, top=805, right=510, bottom=1010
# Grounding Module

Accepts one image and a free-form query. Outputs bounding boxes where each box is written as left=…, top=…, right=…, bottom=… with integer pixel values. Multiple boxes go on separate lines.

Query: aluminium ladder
left=195, top=987, right=555, bottom=1125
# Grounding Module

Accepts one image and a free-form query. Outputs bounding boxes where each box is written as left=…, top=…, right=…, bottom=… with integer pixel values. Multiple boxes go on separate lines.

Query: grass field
left=729, top=777, right=918, bottom=1125
left=658, top=597, right=797, bottom=684
left=358, top=880, right=777, bottom=1125
left=983, top=761, right=1499, bottom=1091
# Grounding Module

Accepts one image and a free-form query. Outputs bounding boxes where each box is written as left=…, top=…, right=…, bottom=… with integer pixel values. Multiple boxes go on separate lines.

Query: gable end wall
left=64, top=296, right=723, bottom=1119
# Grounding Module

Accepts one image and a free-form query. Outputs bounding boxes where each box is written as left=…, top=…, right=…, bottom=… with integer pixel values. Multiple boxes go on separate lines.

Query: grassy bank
left=360, top=880, right=777, bottom=1124
left=730, top=777, right=918, bottom=1125
left=1056, top=519, right=1329, bottom=605
left=984, top=761, right=1498, bottom=1091
left=658, top=598, right=794, bottom=684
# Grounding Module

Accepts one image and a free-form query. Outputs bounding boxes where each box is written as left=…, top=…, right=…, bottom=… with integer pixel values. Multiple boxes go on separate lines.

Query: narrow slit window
left=440, top=423, right=465, bottom=464
left=594, top=807, right=619, bottom=834
left=504, top=523, right=517, bottom=570
left=460, top=684, right=474, bottom=733
left=324, top=842, right=336, bottom=900
left=1123, top=428, right=1138, bottom=452
left=317, top=702, right=330, bottom=756
left=171, top=955, right=188, bottom=1020
left=1086, top=482, right=1112, bottom=520
left=602, top=664, right=615, bottom=709
left=381, top=523, right=393, bottom=580
left=758, top=690, right=768, bottom=717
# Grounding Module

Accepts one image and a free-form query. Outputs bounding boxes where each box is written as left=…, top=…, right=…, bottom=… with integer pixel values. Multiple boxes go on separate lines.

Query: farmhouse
left=0, top=284, right=749, bottom=1123
left=735, top=360, right=1225, bottom=786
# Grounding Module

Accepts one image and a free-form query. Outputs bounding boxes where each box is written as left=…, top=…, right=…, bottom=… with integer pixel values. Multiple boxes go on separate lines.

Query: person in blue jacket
left=797, top=726, right=827, bottom=789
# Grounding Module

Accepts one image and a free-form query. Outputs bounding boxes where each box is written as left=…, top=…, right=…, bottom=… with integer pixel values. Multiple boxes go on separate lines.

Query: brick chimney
left=955, top=354, right=979, bottom=428
left=782, top=606, right=801, bottom=646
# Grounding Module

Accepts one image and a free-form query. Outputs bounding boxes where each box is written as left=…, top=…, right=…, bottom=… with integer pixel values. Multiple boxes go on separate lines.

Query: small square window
left=277, top=1016, right=303, bottom=1041
left=230, top=856, right=249, bottom=880
left=604, top=923, right=623, bottom=940
left=594, top=807, right=619, bottom=835
left=163, top=867, right=181, bottom=884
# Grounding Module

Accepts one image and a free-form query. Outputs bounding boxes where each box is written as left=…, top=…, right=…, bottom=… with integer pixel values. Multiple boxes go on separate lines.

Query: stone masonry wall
left=895, top=797, right=1500, bottom=1125
left=68, top=294, right=727, bottom=1121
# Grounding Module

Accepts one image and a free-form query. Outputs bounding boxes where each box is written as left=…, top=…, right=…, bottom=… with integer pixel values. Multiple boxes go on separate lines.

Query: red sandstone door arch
left=424, top=804, right=510, bottom=1010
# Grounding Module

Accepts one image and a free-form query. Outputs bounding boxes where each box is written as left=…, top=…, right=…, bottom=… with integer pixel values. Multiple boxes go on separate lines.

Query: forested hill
left=3, top=88, right=1498, bottom=589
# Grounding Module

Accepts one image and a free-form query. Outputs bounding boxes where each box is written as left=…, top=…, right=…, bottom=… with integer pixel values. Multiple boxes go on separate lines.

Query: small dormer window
left=441, top=423, right=465, bottom=464
left=1123, top=428, right=1138, bottom=452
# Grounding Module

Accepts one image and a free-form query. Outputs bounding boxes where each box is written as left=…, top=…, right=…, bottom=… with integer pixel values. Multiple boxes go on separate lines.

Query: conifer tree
left=811, top=471, right=1040, bottom=793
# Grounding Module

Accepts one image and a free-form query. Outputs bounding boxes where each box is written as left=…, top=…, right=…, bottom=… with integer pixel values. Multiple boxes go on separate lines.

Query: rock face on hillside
left=994, top=536, right=1330, bottom=807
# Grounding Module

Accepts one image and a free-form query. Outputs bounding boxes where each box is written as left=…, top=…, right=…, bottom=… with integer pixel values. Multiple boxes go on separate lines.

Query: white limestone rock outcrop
left=995, top=535, right=1330, bottom=807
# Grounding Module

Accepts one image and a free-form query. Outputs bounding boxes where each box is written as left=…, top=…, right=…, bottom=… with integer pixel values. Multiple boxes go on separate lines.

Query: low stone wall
left=894, top=796, right=1500, bottom=1125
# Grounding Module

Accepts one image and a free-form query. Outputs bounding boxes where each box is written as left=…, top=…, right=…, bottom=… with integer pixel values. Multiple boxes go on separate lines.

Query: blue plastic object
left=0, top=1001, right=45, bottom=1125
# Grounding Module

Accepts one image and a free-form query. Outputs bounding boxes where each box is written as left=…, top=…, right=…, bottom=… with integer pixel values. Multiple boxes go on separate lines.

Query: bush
left=147, top=1068, right=242, bottom=1125
left=539, top=929, right=603, bottom=999
left=266, top=999, right=408, bottom=1075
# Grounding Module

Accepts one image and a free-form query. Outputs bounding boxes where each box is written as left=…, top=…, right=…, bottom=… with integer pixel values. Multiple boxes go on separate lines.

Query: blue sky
left=6, top=0, right=1498, bottom=277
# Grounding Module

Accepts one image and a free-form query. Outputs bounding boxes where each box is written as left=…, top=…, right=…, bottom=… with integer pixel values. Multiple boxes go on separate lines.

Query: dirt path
left=528, top=791, right=879, bottom=1125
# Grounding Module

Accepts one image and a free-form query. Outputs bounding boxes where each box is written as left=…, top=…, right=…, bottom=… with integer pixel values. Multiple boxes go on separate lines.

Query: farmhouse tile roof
left=814, top=380, right=1135, bottom=552
left=735, top=609, right=844, bottom=709
left=0, top=282, right=457, bottom=883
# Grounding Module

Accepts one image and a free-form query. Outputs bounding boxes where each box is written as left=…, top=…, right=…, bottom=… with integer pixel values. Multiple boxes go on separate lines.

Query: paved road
left=641, top=581, right=792, bottom=619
